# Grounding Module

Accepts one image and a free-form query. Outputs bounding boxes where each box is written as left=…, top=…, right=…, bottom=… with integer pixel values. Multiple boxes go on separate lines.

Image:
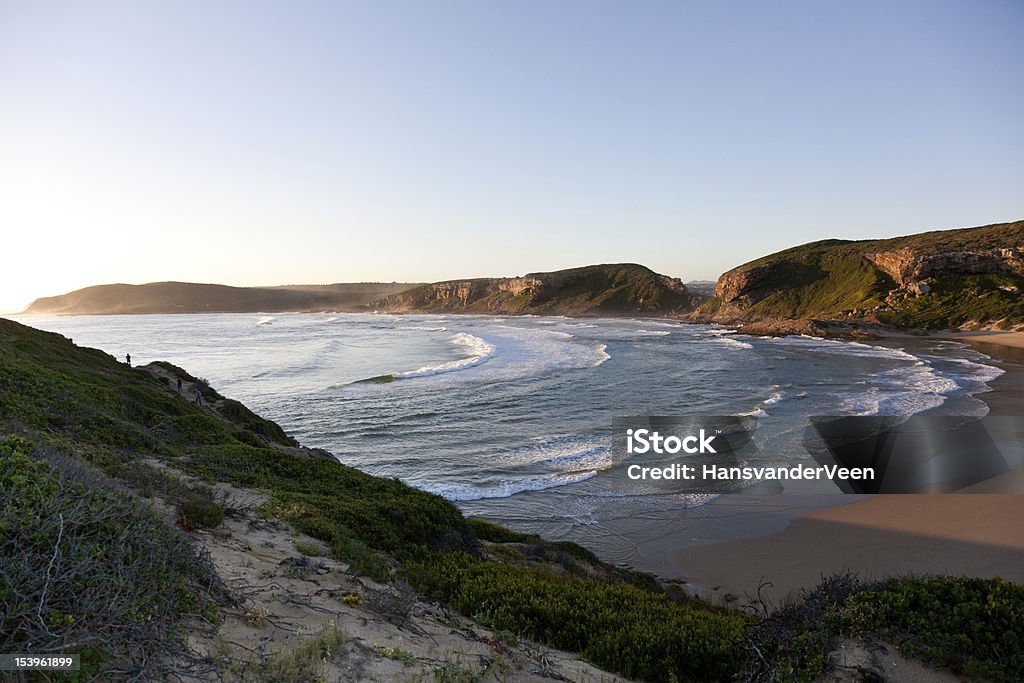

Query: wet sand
left=672, top=495, right=1024, bottom=606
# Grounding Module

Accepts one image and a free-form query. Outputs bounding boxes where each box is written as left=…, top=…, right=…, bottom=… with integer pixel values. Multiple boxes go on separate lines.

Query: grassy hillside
left=733, top=241, right=895, bottom=319
left=0, top=318, right=744, bottom=681
left=2, top=317, right=1021, bottom=681
left=701, top=220, right=1024, bottom=329
left=376, top=263, right=697, bottom=316
left=23, top=281, right=420, bottom=315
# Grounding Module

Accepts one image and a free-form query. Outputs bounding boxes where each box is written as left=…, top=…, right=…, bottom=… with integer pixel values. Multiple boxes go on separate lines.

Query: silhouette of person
left=195, top=388, right=203, bottom=406
left=125, top=353, right=131, bottom=366
left=177, top=377, right=183, bottom=395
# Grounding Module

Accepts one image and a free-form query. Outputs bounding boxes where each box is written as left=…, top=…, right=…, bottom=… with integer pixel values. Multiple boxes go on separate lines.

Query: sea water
left=16, top=313, right=1005, bottom=570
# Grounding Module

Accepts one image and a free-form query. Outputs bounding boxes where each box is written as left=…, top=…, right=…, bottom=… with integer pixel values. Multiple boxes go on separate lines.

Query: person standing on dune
left=125, top=353, right=131, bottom=366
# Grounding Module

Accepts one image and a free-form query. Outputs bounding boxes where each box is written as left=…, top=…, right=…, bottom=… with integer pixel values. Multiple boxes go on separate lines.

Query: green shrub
left=468, top=517, right=539, bottom=544
left=747, top=573, right=1024, bottom=682
left=239, top=620, right=346, bottom=681
left=219, top=398, right=298, bottom=446
left=179, top=495, right=225, bottom=528
left=405, top=552, right=748, bottom=682
left=191, top=443, right=473, bottom=559
left=293, top=539, right=326, bottom=557
left=837, top=576, right=1024, bottom=680
left=331, top=536, right=391, bottom=583
left=233, top=428, right=265, bottom=447
left=745, top=572, right=860, bottom=681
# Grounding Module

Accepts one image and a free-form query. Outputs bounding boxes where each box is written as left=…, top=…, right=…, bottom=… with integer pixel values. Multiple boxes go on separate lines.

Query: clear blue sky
left=1, top=0, right=1022, bottom=312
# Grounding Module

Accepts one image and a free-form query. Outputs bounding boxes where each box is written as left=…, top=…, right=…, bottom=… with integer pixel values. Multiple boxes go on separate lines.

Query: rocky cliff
left=695, top=220, right=1024, bottom=330
left=863, top=247, right=1024, bottom=286
left=374, top=264, right=697, bottom=316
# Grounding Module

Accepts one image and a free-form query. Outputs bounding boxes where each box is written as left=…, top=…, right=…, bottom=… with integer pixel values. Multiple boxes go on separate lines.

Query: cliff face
left=375, top=264, right=696, bottom=316
left=864, top=248, right=1024, bottom=286
left=715, top=263, right=777, bottom=304
left=696, top=220, right=1024, bottom=330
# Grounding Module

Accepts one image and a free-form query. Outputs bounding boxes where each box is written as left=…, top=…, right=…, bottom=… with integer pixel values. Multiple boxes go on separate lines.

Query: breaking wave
left=395, top=333, right=497, bottom=379
left=416, top=471, right=598, bottom=502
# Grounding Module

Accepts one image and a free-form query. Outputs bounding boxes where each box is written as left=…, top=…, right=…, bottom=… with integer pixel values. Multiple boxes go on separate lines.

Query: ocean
left=17, top=313, right=1006, bottom=573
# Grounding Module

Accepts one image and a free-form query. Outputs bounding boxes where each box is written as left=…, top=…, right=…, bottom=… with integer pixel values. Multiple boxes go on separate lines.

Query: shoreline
left=666, top=335, right=1024, bottom=606
left=942, top=331, right=1024, bottom=416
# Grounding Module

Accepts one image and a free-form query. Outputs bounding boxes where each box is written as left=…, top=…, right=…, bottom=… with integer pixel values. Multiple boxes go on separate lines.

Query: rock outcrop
left=864, top=248, right=1024, bottom=286
left=715, top=263, right=778, bottom=304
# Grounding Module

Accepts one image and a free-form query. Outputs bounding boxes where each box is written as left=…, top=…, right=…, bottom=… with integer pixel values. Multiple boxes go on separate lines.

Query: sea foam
left=417, top=471, right=598, bottom=502
left=488, top=434, right=613, bottom=472
left=395, top=333, right=496, bottom=378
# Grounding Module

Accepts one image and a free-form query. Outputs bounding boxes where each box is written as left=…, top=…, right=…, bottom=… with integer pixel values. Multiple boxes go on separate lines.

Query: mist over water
left=18, top=313, right=1004, bottom=567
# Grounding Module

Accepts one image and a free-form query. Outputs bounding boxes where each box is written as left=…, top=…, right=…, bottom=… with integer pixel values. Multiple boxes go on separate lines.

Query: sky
left=1, top=1, right=1022, bottom=313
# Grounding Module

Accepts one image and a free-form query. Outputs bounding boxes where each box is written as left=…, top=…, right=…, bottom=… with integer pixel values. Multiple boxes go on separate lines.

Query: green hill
left=22, top=281, right=421, bottom=315
left=374, top=263, right=698, bottom=316
left=696, top=220, right=1024, bottom=330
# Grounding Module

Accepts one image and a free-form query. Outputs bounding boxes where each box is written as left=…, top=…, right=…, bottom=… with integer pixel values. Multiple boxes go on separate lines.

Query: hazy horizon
left=3, top=1, right=1022, bottom=313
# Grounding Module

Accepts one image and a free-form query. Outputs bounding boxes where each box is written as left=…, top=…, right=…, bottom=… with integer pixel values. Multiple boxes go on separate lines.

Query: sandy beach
left=950, top=330, right=1024, bottom=350
left=670, top=333, right=1024, bottom=606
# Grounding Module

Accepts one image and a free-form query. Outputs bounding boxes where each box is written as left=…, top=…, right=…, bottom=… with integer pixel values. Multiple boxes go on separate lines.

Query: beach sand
left=668, top=333, right=1024, bottom=607
left=950, top=330, right=1024, bottom=350
left=673, top=495, right=1024, bottom=606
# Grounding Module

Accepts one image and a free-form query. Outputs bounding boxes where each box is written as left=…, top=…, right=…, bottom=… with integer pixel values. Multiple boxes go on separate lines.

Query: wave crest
left=395, top=332, right=496, bottom=379
left=416, top=471, right=598, bottom=501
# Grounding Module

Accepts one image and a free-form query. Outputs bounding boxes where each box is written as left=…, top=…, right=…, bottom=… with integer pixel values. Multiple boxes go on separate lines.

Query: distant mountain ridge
left=23, top=281, right=421, bottom=315
left=694, top=219, right=1024, bottom=331
left=372, top=263, right=698, bottom=316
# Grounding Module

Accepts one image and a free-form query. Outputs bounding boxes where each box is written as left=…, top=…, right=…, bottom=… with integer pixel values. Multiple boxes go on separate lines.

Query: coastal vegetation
left=2, top=316, right=1022, bottom=680
left=0, top=435, right=225, bottom=679
left=747, top=572, right=1024, bottom=681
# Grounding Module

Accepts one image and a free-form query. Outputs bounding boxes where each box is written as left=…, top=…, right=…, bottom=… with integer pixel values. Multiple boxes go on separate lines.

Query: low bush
left=744, top=572, right=859, bottom=681
left=231, top=620, right=346, bottom=682
left=331, top=536, right=391, bottom=583
left=746, top=573, right=1024, bottom=682
left=179, top=494, right=225, bottom=529
left=0, top=435, right=225, bottom=679
left=362, top=580, right=418, bottom=621
left=467, top=517, right=539, bottom=544
left=293, top=539, right=325, bottom=557
left=405, top=552, right=748, bottom=682
left=188, top=443, right=473, bottom=559
left=838, top=576, right=1024, bottom=680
